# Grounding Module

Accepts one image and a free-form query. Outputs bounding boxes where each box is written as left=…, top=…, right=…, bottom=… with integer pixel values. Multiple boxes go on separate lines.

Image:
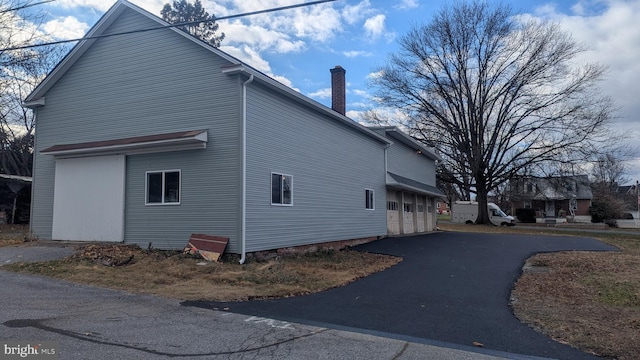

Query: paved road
left=187, top=232, right=617, bottom=360
left=1, top=269, right=525, bottom=359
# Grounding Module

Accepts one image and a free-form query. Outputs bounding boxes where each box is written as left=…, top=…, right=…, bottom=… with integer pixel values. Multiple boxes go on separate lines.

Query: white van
left=451, top=201, right=516, bottom=226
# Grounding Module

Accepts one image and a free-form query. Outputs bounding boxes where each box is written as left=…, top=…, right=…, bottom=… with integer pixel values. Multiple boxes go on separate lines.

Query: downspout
left=384, top=143, right=390, bottom=175
left=383, top=142, right=390, bottom=233
left=239, top=74, right=254, bottom=264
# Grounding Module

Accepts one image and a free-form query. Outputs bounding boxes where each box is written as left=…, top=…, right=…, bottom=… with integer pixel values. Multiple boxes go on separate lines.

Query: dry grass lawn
left=440, top=222, right=640, bottom=360
left=2, top=240, right=401, bottom=302
left=5, top=223, right=640, bottom=358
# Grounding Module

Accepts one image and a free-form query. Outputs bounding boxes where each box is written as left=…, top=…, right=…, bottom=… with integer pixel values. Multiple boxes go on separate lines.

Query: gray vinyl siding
left=386, top=140, right=437, bottom=186
left=124, top=150, right=240, bottom=251
left=30, top=8, right=242, bottom=250
left=244, top=82, right=387, bottom=252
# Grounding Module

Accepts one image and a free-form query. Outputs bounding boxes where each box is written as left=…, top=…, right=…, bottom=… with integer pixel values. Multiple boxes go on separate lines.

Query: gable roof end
left=24, top=0, right=241, bottom=106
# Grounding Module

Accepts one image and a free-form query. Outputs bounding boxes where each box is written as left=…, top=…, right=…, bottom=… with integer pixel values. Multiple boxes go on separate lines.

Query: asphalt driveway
left=185, top=231, right=618, bottom=360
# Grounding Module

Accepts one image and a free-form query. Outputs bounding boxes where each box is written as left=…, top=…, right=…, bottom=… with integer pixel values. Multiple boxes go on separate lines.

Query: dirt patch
left=0, top=224, right=30, bottom=247
left=4, top=243, right=402, bottom=301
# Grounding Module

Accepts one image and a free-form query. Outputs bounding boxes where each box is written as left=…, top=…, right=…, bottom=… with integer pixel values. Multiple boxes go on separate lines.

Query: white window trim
left=271, top=172, right=293, bottom=206
left=145, top=169, right=181, bottom=206
left=365, top=188, right=375, bottom=210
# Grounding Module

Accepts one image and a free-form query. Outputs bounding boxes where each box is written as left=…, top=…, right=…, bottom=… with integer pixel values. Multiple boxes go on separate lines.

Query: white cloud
left=343, top=50, right=372, bottom=58
left=529, top=0, right=640, bottom=182
left=352, top=89, right=369, bottom=97
left=367, top=70, right=384, bottom=80
left=342, top=0, right=375, bottom=25
left=44, top=16, right=89, bottom=39
left=394, top=0, right=419, bottom=10
left=308, top=87, right=332, bottom=99
left=221, top=20, right=305, bottom=54
left=363, top=14, right=385, bottom=39
left=219, top=44, right=270, bottom=72
left=54, top=0, right=114, bottom=12
left=216, top=0, right=342, bottom=43
left=56, top=0, right=165, bottom=13
left=531, top=1, right=640, bottom=122
left=218, top=44, right=297, bottom=90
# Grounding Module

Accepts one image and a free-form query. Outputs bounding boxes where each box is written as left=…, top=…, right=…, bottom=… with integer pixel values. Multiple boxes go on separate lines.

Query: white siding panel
left=52, top=155, right=125, bottom=241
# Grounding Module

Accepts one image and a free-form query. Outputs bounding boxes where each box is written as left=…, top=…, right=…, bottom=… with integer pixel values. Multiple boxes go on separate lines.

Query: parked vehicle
left=451, top=201, right=516, bottom=226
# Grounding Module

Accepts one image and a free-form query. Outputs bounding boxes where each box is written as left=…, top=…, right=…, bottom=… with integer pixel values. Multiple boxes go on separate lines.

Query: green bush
left=589, top=201, right=618, bottom=227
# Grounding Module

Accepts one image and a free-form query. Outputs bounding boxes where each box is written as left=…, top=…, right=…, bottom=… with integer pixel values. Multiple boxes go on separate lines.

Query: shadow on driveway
left=184, top=232, right=617, bottom=360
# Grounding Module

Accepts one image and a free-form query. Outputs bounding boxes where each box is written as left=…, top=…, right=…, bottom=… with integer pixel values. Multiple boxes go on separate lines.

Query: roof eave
left=369, top=126, right=441, bottom=161
left=222, top=65, right=391, bottom=146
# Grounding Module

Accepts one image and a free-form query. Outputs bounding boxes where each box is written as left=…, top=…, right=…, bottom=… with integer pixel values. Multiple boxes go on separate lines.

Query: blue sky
left=38, top=0, right=640, bottom=183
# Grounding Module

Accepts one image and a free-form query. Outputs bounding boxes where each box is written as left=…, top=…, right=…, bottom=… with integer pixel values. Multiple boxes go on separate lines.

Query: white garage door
left=52, top=155, right=125, bottom=242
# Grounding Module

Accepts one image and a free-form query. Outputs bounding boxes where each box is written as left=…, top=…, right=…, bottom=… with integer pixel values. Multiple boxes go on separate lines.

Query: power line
left=0, top=0, right=336, bottom=52
left=0, top=0, right=56, bottom=14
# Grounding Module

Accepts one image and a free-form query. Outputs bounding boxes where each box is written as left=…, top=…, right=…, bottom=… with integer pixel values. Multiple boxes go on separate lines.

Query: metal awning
left=41, top=129, right=208, bottom=158
left=386, top=172, right=445, bottom=198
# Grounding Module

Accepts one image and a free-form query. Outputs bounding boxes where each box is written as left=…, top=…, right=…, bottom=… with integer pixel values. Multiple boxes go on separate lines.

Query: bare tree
left=591, top=152, right=630, bottom=192
left=0, top=0, right=65, bottom=176
left=370, top=1, right=616, bottom=224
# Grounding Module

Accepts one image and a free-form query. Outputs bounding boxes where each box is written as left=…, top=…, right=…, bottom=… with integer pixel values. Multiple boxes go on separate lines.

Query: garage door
left=416, top=197, right=425, bottom=232
left=386, top=191, right=400, bottom=235
left=403, top=194, right=414, bottom=234
left=52, top=155, right=125, bottom=242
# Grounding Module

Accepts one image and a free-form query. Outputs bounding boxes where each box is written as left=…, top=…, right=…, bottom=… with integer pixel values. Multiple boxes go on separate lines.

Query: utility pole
left=635, top=180, right=640, bottom=228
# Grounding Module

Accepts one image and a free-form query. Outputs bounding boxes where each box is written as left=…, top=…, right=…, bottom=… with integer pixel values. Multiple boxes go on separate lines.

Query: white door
left=52, top=155, right=125, bottom=242
left=426, top=198, right=434, bottom=231
left=545, top=201, right=555, bottom=217
left=416, top=197, right=425, bottom=232
left=386, top=191, right=400, bottom=235
left=403, top=194, right=415, bottom=234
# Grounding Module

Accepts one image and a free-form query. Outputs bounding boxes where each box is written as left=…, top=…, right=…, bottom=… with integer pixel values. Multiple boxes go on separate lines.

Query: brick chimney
left=330, top=65, right=346, bottom=115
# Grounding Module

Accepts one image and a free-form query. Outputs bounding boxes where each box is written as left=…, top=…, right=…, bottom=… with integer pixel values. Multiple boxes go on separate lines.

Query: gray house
left=24, top=0, right=442, bottom=257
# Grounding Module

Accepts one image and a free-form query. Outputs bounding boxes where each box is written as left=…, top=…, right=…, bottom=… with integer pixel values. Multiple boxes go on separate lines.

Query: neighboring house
left=436, top=201, right=451, bottom=215
left=509, top=175, right=593, bottom=218
left=24, top=0, right=442, bottom=256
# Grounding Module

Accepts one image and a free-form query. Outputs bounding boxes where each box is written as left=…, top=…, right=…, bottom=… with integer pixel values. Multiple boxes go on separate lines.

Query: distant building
left=509, top=175, right=592, bottom=219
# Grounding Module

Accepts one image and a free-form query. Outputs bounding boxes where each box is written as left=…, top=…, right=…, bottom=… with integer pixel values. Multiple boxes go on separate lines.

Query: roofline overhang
left=386, top=182, right=446, bottom=198
left=369, top=126, right=441, bottom=161
left=222, top=64, right=392, bottom=146
left=386, top=172, right=445, bottom=198
left=41, top=129, right=207, bottom=159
